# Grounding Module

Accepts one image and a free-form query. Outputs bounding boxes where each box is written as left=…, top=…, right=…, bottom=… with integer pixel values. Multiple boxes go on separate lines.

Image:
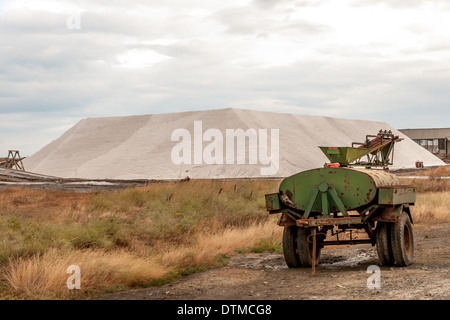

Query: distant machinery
left=0, top=150, right=26, bottom=171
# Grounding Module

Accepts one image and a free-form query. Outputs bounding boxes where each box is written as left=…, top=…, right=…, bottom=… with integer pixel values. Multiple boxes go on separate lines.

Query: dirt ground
left=99, top=222, right=449, bottom=300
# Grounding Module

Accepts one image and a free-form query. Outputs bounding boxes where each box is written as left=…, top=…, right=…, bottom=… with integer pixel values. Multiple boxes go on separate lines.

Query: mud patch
left=320, top=247, right=378, bottom=268
left=227, top=253, right=288, bottom=271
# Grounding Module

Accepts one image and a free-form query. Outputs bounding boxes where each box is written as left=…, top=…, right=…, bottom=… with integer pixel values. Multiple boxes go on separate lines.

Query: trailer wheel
left=376, top=222, right=394, bottom=266
left=391, top=211, right=414, bottom=266
left=296, top=228, right=321, bottom=267
left=282, top=226, right=301, bottom=268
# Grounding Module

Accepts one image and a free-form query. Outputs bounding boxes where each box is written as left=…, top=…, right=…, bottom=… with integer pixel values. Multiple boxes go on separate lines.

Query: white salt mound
left=23, top=108, right=445, bottom=179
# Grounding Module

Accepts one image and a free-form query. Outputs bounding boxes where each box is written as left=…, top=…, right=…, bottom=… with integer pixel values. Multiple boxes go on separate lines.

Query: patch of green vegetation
left=214, top=253, right=230, bottom=266
left=250, top=238, right=282, bottom=254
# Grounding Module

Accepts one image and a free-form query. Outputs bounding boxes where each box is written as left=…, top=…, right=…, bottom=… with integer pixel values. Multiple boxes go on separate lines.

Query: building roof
left=399, top=128, right=450, bottom=140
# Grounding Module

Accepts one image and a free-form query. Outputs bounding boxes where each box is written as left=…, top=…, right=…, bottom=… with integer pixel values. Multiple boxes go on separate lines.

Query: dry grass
left=399, top=177, right=450, bottom=193
left=0, top=175, right=447, bottom=299
left=0, top=180, right=281, bottom=299
left=410, top=165, right=450, bottom=177
left=1, top=219, right=280, bottom=299
left=2, top=248, right=170, bottom=299
left=395, top=172, right=449, bottom=223
left=158, top=220, right=281, bottom=269
left=0, top=188, right=88, bottom=222
left=411, top=191, right=450, bottom=224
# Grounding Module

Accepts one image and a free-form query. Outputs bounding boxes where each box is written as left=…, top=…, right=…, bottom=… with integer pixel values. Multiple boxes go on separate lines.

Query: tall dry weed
left=2, top=248, right=170, bottom=299
left=399, top=177, right=450, bottom=193
left=411, top=191, right=450, bottom=223
left=158, top=219, right=282, bottom=268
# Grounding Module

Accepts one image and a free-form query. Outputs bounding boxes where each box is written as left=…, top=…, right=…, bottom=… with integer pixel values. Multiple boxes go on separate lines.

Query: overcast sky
left=1, top=0, right=449, bottom=156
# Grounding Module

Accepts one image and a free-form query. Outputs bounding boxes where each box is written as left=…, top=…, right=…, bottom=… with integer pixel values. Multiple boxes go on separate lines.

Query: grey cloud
left=213, top=5, right=329, bottom=36
left=351, top=0, right=450, bottom=9
left=128, top=48, right=450, bottom=128
left=252, top=0, right=293, bottom=9
left=0, top=1, right=448, bottom=156
left=0, top=8, right=67, bottom=34
left=213, top=6, right=267, bottom=35
left=74, top=0, right=217, bottom=10
left=253, top=0, right=325, bottom=9
left=0, top=113, right=80, bottom=156
left=276, top=20, right=330, bottom=36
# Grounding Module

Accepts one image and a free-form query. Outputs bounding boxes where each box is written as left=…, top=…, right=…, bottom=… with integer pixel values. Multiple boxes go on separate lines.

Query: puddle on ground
left=228, top=246, right=379, bottom=271
left=320, top=249, right=378, bottom=268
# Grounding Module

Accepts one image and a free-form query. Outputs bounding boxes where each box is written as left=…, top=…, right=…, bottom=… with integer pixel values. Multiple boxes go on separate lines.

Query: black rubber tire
left=296, top=228, right=321, bottom=267
left=376, top=222, right=395, bottom=266
left=391, top=212, right=414, bottom=266
left=282, top=226, right=301, bottom=268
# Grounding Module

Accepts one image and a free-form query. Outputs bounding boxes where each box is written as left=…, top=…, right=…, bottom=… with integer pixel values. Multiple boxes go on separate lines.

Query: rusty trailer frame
left=265, top=130, right=416, bottom=274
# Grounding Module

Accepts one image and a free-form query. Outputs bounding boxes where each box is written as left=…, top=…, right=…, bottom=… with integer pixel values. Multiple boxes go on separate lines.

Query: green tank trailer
left=265, top=130, right=415, bottom=274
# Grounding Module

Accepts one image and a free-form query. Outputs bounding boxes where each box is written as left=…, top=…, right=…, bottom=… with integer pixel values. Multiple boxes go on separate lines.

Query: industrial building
left=399, top=128, right=450, bottom=163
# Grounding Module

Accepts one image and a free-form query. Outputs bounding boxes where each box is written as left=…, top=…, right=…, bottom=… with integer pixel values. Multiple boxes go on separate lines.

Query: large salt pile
left=24, top=108, right=445, bottom=179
